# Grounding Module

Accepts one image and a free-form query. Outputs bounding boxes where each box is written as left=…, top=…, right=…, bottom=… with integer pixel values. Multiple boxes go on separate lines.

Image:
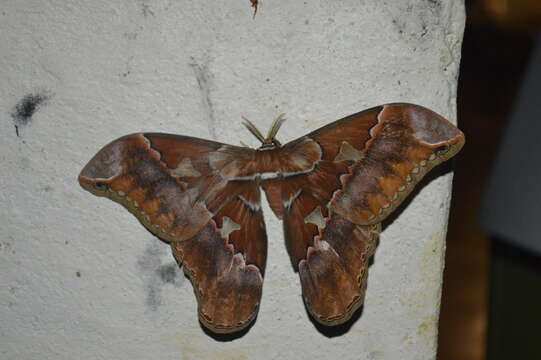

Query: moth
left=79, top=103, right=464, bottom=334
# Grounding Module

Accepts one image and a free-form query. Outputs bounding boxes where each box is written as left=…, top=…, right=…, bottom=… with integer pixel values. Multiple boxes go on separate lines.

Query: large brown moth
left=79, top=103, right=464, bottom=334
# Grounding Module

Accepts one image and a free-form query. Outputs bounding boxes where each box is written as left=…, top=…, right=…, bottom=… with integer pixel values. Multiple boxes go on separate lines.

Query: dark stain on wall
left=189, top=57, right=217, bottom=139
left=250, top=0, right=259, bottom=17
left=138, top=0, right=155, bottom=18
left=137, top=241, right=184, bottom=311
left=11, top=92, right=49, bottom=137
left=157, top=263, right=179, bottom=284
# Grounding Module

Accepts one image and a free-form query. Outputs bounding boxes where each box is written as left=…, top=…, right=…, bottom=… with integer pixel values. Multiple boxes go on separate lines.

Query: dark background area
left=437, top=1, right=541, bottom=359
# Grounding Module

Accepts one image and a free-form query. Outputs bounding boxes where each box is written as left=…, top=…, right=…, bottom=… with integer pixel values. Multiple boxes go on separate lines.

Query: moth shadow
left=171, top=265, right=252, bottom=341
left=381, top=160, right=454, bottom=232
left=172, top=265, right=255, bottom=341
left=305, top=301, right=365, bottom=337
left=304, top=254, right=377, bottom=337
left=200, top=316, right=256, bottom=341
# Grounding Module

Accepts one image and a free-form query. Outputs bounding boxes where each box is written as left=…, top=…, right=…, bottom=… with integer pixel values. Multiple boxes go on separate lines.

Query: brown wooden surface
left=437, top=1, right=539, bottom=358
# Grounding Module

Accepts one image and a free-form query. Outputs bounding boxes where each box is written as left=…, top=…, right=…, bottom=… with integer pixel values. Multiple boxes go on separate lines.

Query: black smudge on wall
left=11, top=92, right=50, bottom=136
left=137, top=240, right=185, bottom=311
left=157, top=263, right=179, bottom=284
left=189, top=57, right=216, bottom=140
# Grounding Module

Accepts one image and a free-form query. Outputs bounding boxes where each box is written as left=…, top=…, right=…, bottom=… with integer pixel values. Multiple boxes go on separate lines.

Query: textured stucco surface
left=0, top=1, right=464, bottom=359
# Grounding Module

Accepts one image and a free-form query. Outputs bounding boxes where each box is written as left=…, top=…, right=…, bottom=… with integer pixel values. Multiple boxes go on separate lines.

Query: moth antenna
left=266, top=113, right=286, bottom=142
left=241, top=116, right=266, bottom=144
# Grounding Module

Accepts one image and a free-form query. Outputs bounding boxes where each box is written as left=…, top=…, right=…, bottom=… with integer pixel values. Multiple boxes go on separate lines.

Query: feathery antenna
left=242, top=113, right=286, bottom=148
left=266, top=113, right=286, bottom=142
left=242, top=116, right=266, bottom=144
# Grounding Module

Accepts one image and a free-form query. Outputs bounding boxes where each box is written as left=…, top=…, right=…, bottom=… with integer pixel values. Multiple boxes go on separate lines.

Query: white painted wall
left=0, top=1, right=464, bottom=359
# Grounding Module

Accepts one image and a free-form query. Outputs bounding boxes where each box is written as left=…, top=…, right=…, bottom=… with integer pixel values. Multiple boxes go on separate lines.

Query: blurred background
left=437, top=1, right=541, bottom=359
